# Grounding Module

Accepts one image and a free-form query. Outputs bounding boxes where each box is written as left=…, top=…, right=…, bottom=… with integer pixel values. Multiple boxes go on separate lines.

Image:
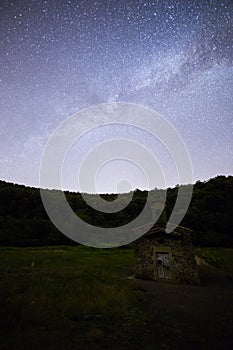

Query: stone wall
left=135, top=230, right=200, bottom=285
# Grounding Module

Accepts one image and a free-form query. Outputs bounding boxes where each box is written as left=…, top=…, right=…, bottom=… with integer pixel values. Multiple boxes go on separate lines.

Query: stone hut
left=134, top=205, right=200, bottom=285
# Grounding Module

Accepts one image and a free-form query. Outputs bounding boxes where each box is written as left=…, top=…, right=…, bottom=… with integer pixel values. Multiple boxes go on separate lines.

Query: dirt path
left=112, top=266, right=233, bottom=350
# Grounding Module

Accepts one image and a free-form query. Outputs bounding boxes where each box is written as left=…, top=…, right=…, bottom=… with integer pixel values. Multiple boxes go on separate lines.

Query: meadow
left=0, top=246, right=232, bottom=350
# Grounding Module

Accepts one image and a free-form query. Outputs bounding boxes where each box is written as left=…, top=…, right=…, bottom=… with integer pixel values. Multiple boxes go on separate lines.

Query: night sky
left=0, top=0, right=232, bottom=192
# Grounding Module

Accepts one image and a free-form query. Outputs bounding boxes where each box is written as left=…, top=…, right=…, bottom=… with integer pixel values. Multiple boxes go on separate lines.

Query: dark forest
left=0, top=175, right=232, bottom=247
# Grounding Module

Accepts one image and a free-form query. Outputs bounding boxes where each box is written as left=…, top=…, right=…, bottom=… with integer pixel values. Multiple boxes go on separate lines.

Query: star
left=0, top=0, right=232, bottom=191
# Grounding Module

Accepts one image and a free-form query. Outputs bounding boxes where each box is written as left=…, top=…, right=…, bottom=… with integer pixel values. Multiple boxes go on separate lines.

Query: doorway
left=156, top=253, right=171, bottom=279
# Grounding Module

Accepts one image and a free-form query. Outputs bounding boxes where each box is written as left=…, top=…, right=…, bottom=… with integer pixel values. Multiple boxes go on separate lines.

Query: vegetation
left=195, top=247, right=233, bottom=271
left=0, top=175, right=232, bottom=247
left=1, top=176, right=232, bottom=348
left=0, top=246, right=232, bottom=350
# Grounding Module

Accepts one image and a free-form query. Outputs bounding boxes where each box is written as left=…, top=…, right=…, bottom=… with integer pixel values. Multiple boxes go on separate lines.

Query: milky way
left=0, top=0, right=232, bottom=191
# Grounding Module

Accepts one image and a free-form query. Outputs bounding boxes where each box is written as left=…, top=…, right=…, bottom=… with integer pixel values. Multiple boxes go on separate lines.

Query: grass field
left=0, top=246, right=232, bottom=350
left=195, top=247, right=233, bottom=271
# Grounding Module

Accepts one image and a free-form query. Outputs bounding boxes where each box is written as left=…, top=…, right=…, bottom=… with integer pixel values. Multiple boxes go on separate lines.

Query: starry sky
left=0, top=0, right=232, bottom=192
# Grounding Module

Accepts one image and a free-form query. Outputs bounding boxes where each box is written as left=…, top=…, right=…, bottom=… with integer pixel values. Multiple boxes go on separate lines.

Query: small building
left=134, top=205, right=200, bottom=285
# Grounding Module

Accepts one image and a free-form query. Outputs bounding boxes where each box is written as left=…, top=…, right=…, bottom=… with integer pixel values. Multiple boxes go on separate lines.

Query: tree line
left=0, top=175, right=232, bottom=247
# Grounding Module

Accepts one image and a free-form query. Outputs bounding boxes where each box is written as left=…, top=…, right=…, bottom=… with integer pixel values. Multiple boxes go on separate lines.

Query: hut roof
left=133, top=222, right=192, bottom=238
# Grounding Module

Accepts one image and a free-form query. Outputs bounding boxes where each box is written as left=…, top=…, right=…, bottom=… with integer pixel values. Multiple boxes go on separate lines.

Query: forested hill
left=0, top=175, right=232, bottom=247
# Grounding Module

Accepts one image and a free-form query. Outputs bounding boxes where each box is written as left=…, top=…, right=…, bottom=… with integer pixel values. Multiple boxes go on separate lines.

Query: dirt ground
left=112, top=264, right=233, bottom=350
left=0, top=248, right=232, bottom=350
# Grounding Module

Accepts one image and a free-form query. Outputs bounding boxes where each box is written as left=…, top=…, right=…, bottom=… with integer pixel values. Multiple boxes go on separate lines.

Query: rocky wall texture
left=135, top=230, right=200, bottom=285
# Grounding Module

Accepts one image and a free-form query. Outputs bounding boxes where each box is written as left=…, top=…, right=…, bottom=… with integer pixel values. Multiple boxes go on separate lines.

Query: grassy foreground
left=0, top=246, right=232, bottom=350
